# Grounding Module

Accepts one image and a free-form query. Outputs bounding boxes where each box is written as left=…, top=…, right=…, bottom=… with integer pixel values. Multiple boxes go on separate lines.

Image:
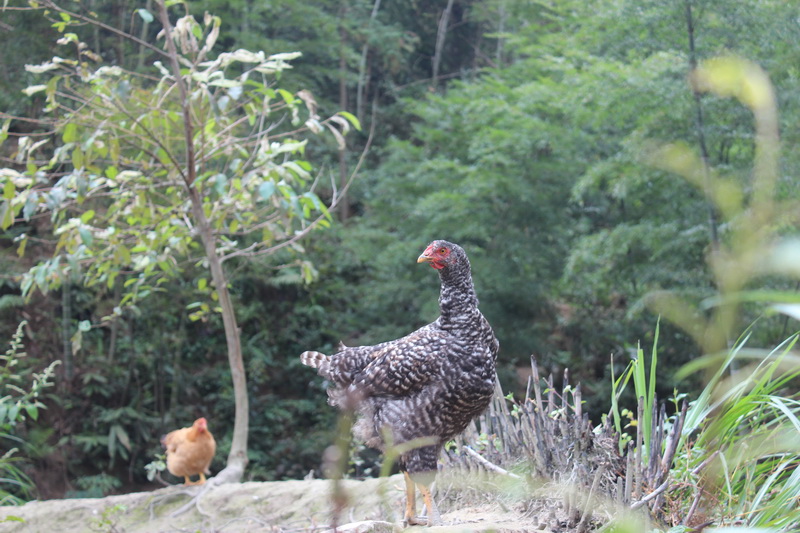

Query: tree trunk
left=338, top=0, right=351, bottom=221
left=107, top=279, right=121, bottom=363
left=187, top=185, right=249, bottom=482
left=683, top=0, right=719, bottom=251
left=61, top=282, right=72, bottom=383
left=432, top=0, right=455, bottom=91
left=136, top=0, right=152, bottom=71
left=157, top=0, right=248, bottom=482
left=495, top=0, right=506, bottom=66
left=356, top=0, right=382, bottom=123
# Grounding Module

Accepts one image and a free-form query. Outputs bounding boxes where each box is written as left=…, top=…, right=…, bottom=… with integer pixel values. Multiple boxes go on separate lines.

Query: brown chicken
left=161, top=417, right=216, bottom=485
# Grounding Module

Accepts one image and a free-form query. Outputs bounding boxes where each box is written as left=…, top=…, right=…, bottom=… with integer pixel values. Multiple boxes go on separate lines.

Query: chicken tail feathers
left=300, top=350, right=330, bottom=375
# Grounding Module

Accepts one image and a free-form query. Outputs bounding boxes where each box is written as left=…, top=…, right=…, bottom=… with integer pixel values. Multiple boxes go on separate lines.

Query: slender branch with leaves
left=0, top=0, right=362, bottom=482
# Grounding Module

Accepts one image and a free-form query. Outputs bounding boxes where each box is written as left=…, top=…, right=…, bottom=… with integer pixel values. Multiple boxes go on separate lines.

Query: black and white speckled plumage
left=300, top=240, right=499, bottom=482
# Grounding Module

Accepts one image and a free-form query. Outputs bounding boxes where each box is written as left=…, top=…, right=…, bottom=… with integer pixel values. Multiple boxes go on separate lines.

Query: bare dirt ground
left=0, top=473, right=584, bottom=533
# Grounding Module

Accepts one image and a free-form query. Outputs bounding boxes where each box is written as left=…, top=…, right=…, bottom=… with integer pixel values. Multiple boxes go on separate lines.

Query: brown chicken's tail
left=300, top=350, right=330, bottom=375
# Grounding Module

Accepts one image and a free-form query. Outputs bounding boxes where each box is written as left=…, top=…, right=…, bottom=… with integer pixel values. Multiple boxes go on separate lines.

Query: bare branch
left=156, top=1, right=196, bottom=186
left=629, top=478, right=669, bottom=510
left=463, top=445, right=521, bottom=479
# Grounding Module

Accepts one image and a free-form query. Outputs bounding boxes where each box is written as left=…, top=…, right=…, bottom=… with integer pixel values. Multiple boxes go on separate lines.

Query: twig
left=691, top=449, right=720, bottom=476
left=577, top=464, right=606, bottom=532
left=629, top=478, right=669, bottom=510
left=463, top=445, right=521, bottom=479
left=215, top=516, right=272, bottom=530
left=683, top=485, right=704, bottom=527
left=687, top=519, right=716, bottom=532
left=147, top=488, right=196, bottom=520
left=169, top=483, right=210, bottom=517
left=156, top=1, right=196, bottom=187
left=659, top=399, right=688, bottom=479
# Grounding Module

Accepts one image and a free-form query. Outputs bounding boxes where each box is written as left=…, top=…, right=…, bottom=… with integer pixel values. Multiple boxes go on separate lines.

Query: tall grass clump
left=668, top=331, right=800, bottom=530
left=608, top=327, right=800, bottom=530
left=615, top=55, right=800, bottom=531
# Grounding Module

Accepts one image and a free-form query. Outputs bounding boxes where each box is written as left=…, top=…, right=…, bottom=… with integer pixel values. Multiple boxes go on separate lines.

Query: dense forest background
left=1, top=0, right=799, bottom=500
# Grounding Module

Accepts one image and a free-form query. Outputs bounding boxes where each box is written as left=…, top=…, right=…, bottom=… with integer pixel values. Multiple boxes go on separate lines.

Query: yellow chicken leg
left=403, top=472, right=418, bottom=524
left=417, top=479, right=441, bottom=526
left=182, top=472, right=207, bottom=486
left=403, top=471, right=441, bottom=526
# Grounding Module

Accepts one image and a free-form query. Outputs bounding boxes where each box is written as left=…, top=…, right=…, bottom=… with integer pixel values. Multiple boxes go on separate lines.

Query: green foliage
left=611, top=328, right=800, bottom=530
left=1, top=1, right=360, bottom=487
left=7, top=19, right=345, bottom=305
left=69, top=474, right=123, bottom=500
left=673, top=334, right=800, bottom=529
left=609, top=42, right=800, bottom=530
left=144, top=454, right=166, bottom=482
left=609, top=321, right=661, bottom=457
left=88, top=503, right=126, bottom=533
left=0, top=322, right=59, bottom=505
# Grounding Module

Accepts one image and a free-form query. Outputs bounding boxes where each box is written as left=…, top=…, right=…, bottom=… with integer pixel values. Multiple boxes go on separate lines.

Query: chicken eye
left=439, top=248, right=447, bottom=254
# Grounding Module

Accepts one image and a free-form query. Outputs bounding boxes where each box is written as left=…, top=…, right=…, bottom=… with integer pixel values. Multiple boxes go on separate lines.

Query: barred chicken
left=161, top=417, right=216, bottom=485
left=301, top=240, right=498, bottom=525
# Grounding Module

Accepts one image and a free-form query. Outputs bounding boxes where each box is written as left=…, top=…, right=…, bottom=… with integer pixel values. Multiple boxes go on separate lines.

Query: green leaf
left=198, top=278, right=207, bottom=291
left=117, top=246, right=131, bottom=264
left=78, top=320, right=91, bottom=332
left=16, top=234, right=27, bottom=257
left=25, top=404, right=39, bottom=421
left=80, top=210, right=95, bottom=223
left=214, top=173, right=227, bottom=196
left=78, top=226, right=93, bottom=246
left=337, top=111, right=362, bottom=131
left=109, top=138, right=120, bottom=163
left=0, top=118, right=11, bottom=146
left=3, top=179, right=14, bottom=200
left=258, top=181, right=276, bottom=200
left=156, top=148, right=171, bottom=167
left=71, top=329, right=82, bottom=355
left=22, top=85, right=47, bottom=97
left=23, top=191, right=38, bottom=220
left=0, top=201, right=13, bottom=230
left=62, top=122, right=78, bottom=143
left=136, top=8, right=154, bottom=23
left=290, top=193, right=301, bottom=218
left=71, top=148, right=84, bottom=169
left=277, top=89, right=295, bottom=105
left=114, top=424, right=132, bottom=452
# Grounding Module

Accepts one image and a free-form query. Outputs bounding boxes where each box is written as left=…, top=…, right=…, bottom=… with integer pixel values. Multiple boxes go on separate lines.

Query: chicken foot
left=182, top=472, right=207, bottom=486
